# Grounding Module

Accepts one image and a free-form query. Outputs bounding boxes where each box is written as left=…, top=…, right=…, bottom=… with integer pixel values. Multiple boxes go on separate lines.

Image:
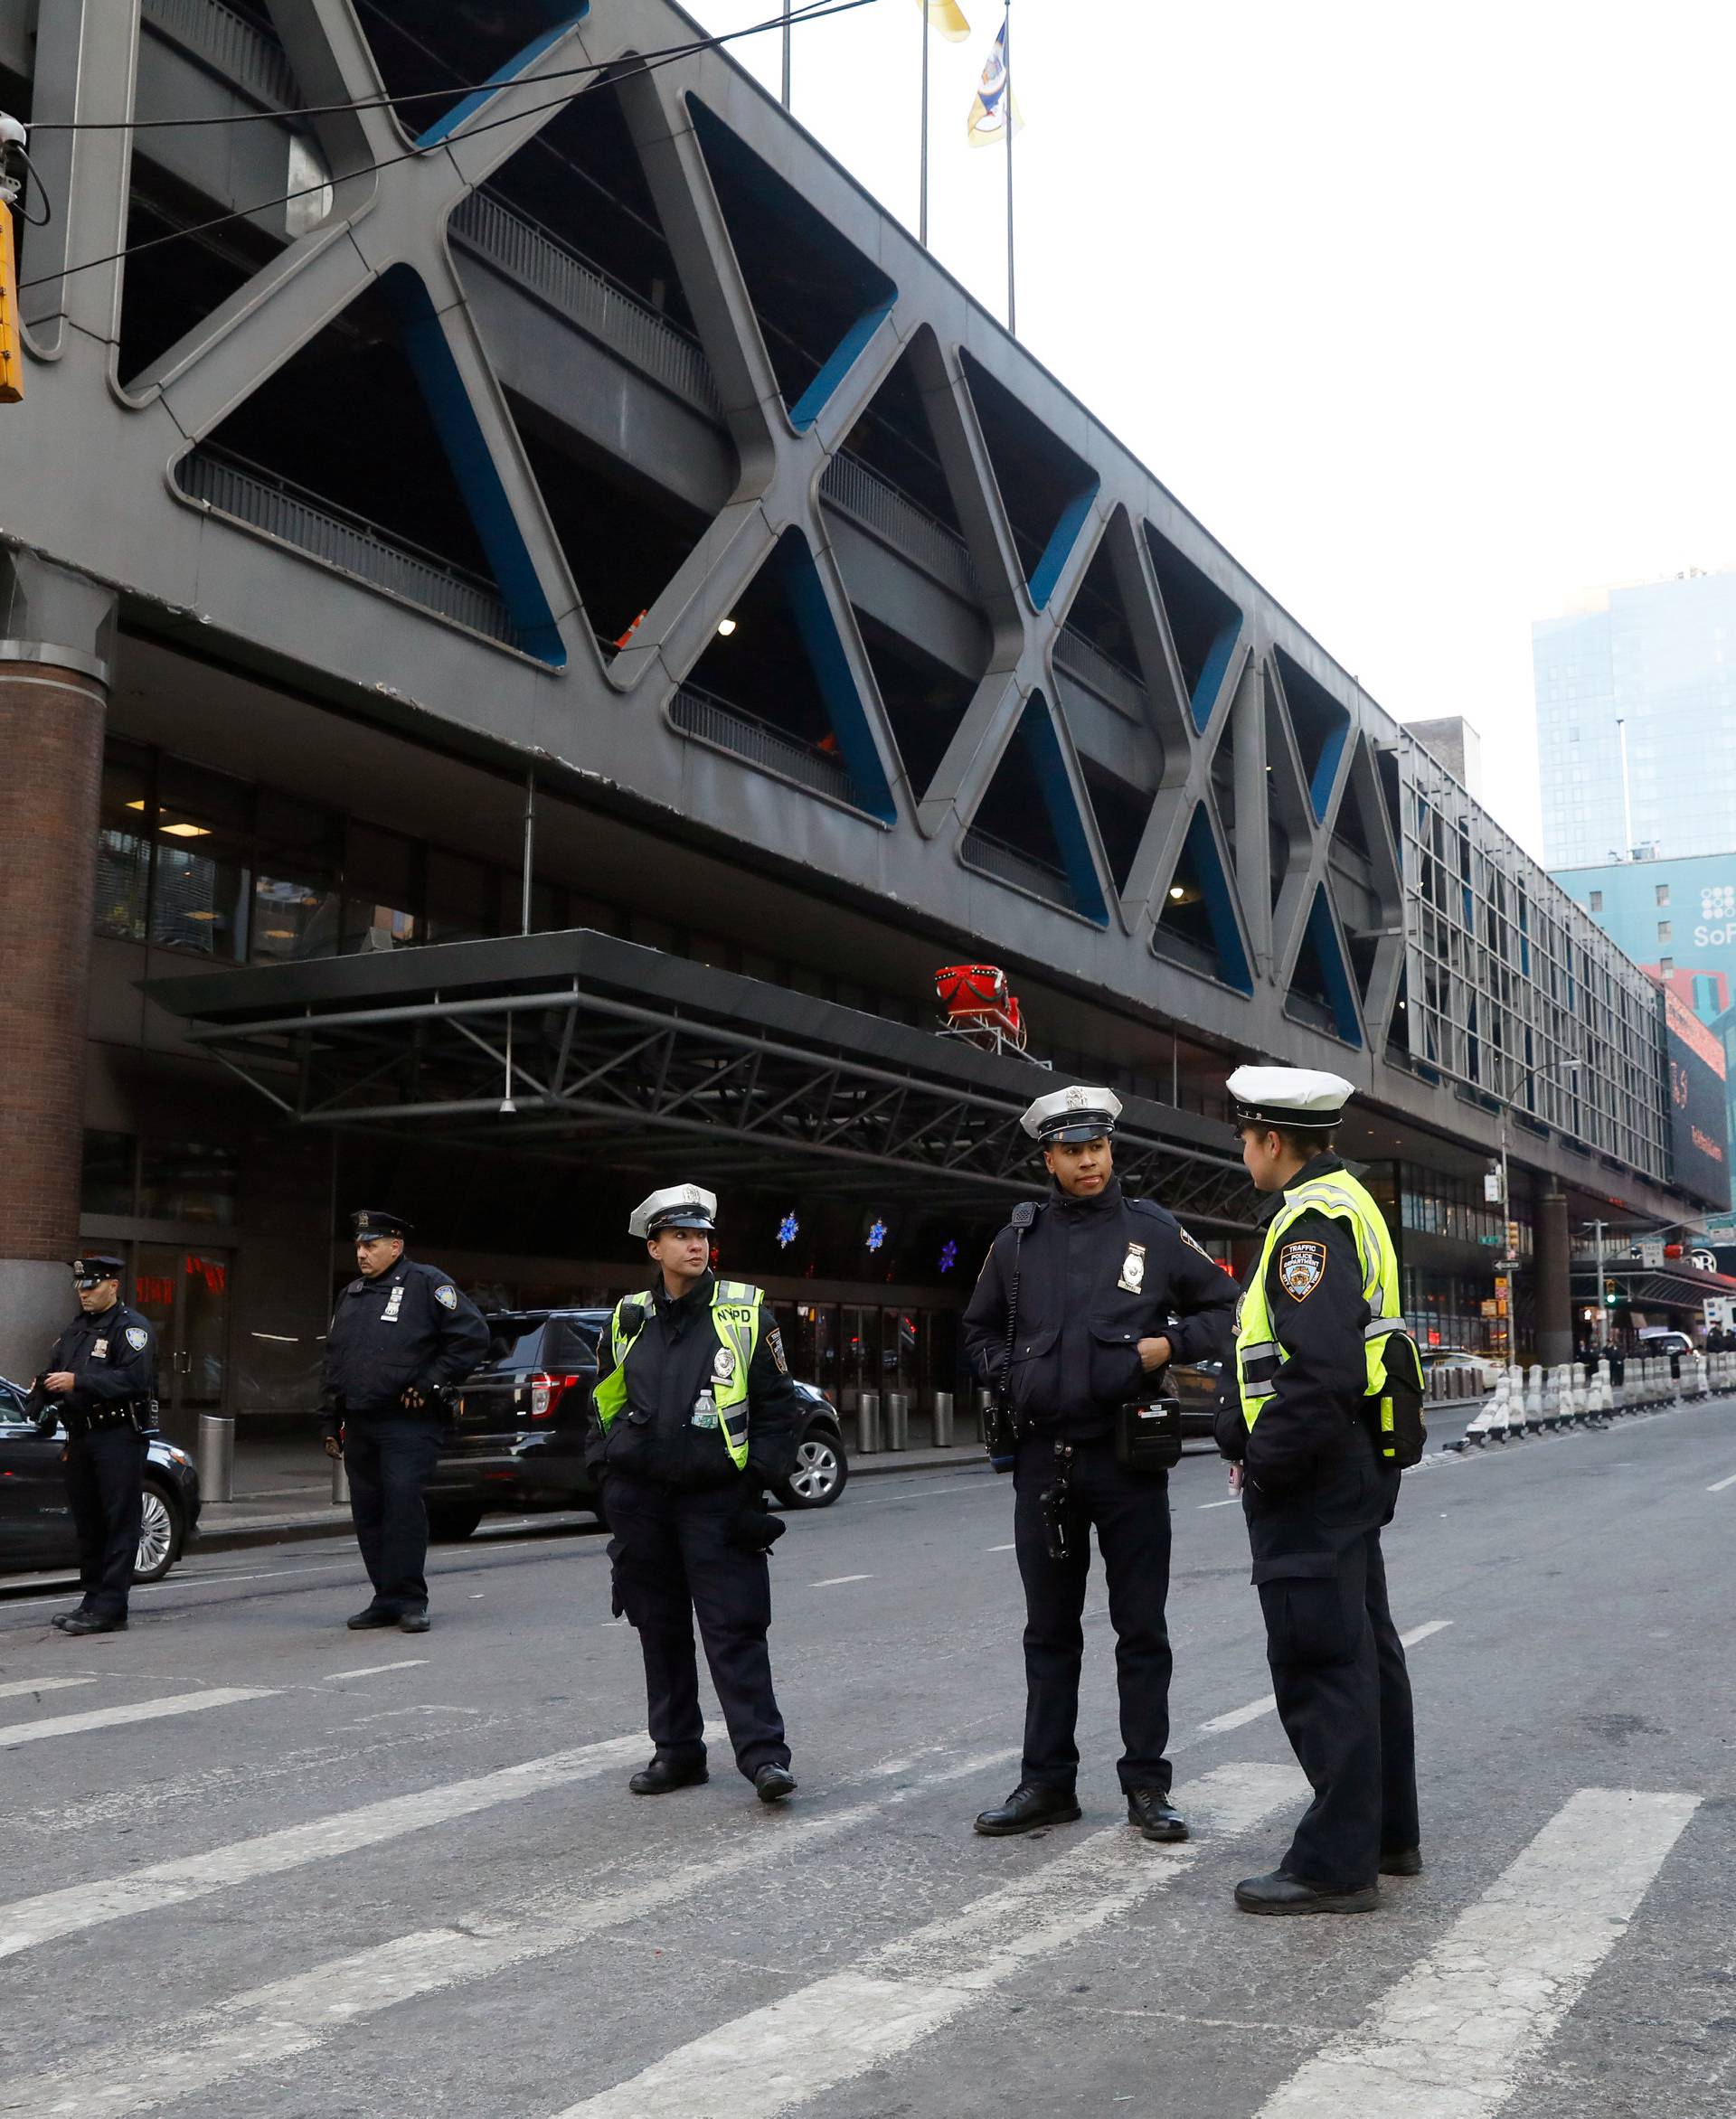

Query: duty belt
left=63, top=1402, right=152, bottom=1441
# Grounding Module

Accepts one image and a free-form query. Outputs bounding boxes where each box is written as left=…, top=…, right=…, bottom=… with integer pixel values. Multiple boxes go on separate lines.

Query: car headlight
left=164, top=1447, right=192, bottom=1467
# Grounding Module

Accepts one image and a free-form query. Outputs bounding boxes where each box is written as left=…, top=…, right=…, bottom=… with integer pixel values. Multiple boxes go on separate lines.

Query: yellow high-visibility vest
left=592, top=1278, right=762, bottom=1473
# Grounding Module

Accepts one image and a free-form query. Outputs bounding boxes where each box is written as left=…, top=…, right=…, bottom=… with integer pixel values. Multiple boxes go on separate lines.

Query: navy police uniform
left=322, top=1211, right=487, bottom=1627
left=588, top=1185, right=801, bottom=1802
left=1215, top=1068, right=1420, bottom=1913
left=962, top=1088, right=1238, bottom=1833
left=38, top=1257, right=157, bottom=1633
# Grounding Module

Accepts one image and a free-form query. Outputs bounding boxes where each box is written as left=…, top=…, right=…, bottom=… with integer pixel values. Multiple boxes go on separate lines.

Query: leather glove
left=323, top=1435, right=344, bottom=1460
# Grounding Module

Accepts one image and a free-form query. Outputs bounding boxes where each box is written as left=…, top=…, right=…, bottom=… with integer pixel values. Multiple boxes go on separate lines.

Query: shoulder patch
left=1277, top=1240, right=1326, bottom=1303
left=434, top=1284, right=458, bottom=1311
left=767, top=1326, right=788, bottom=1374
left=125, top=1326, right=149, bottom=1351
left=1176, top=1225, right=1212, bottom=1259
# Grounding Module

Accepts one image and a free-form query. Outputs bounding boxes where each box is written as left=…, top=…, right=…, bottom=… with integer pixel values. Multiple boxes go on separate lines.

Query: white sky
left=687, top=0, right=1736, bottom=860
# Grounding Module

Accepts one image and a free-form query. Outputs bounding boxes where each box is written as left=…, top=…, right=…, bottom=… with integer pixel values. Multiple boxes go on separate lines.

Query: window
left=344, top=823, right=420, bottom=952
left=151, top=760, right=252, bottom=958
left=425, top=847, right=498, bottom=946
left=81, top=1130, right=137, bottom=1216
left=138, top=1140, right=239, bottom=1224
left=1656, top=883, right=1670, bottom=906
left=252, top=790, right=343, bottom=964
left=1657, top=920, right=1672, bottom=944
left=94, top=744, right=153, bottom=943
left=1589, top=890, right=1603, bottom=911
left=1659, top=956, right=1674, bottom=974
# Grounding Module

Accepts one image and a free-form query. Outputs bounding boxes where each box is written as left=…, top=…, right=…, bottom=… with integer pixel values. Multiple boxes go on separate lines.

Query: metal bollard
left=974, top=1387, right=995, bottom=1442
left=330, top=1448, right=349, bottom=1506
left=857, top=1390, right=882, bottom=1455
left=931, top=1390, right=955, bottom=1447
left=884, top=1391, right=910, bottom=1452
left=197, top=1414, right=235, bottom=1504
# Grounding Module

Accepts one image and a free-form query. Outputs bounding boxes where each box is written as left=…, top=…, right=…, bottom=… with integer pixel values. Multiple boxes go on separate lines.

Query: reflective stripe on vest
left=592, top=1278, right=762, bottom=1473
left=1234, top=1169, right=1413, bottom=1436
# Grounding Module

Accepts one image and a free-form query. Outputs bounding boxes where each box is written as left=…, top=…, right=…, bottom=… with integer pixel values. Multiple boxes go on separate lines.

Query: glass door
left=134, top=1246, right=232, bottom=1423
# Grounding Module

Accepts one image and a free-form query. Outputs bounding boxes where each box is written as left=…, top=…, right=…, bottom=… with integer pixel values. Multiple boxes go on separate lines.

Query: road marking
left=0, top=1687, right=273, bottom=1750
left=1254, top=1785, right=1699, bottom=2119
left=809, top=1575, right=873, bottom=1587
left=1199, top=1618, right=1451, bottom=1737
left=0, top=1743, right=1022, bottom=2118
left=985, top=1543, right=1016, bottom=1553
left=0, top=1728, right=651, bottom=1959
left=1399, top=1618, right=1453, bottom=1646
left=324, top=1660, right=429, bottom=1681
left=552, top=1762, right=1307, bottom=2119
left=0, top=1676, right=99, bottom=1701
left=1198, top=1498, right=1240, bottom=1510
left=1706, top=1471, right=1736, bottom=1493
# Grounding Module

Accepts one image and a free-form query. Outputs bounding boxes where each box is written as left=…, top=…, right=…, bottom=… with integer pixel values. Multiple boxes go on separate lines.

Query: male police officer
left=36, top=1256, right=158, bottom=1635
left=1214, top=1067, right=1422, bottom=1914
left=589, top=1185, right=801, bottom=1804
left=321, top=1210, right=487, bottom=1634
left=962, top=1087, right=1238, bottom=1840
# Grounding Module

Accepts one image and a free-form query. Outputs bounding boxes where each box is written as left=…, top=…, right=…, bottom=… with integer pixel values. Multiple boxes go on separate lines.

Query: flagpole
left=920, top=4, right=930, bottom=247
left=781, top=0, right=792, bottom=107
left=1003, top=0, right=1016, bottom=334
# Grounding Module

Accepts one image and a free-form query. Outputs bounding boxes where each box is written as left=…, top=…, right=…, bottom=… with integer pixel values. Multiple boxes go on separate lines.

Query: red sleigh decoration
left=935, top=964, right=1027, bottom=1055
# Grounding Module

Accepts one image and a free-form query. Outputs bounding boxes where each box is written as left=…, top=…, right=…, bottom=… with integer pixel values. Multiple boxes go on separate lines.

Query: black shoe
left=973, top=1782, right=1082, bottom=1836
left=346, top=1606, right=399, bottom=1630
left=52, top=1607, right=90, bottom=1632
left=754, top=1763, right=797, bottom=1804
left=1380, top=1845, right=1423, bottom=1877
left=59, top=1612, right=127, bottom=1636
left=400, top=1609, right=431, bottom=1634
left=1234, top=1868, right=1378, bottom=1915
left=629, top=1755, right=709, bottom=1795
left=1126, top=1788, right=1188, bottom=1842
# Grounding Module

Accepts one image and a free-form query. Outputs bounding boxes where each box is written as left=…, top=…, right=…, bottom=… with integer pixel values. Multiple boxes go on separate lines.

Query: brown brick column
left=0, top=656, right=106, bottom=1378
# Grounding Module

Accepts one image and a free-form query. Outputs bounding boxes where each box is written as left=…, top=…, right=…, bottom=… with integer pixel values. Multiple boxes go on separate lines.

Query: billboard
left=1665, top=988, right=1731, bottom=1209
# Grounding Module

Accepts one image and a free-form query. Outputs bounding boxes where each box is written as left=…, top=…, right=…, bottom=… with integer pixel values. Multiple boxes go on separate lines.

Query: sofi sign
left=1698, top=883, right=1736, bottom=947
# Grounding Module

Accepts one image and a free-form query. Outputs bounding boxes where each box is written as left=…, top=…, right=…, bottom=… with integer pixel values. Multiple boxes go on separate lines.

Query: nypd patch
left=1178, top=1226, right=1212, bottom=1261
left=767, top=1327, right=788, bottom=1375
left=435, top=1285, right=458, bottom=1311
left=1278, top=1240, right=1326, bottom=1303
left=126, top=1326, right=149, bottom=1351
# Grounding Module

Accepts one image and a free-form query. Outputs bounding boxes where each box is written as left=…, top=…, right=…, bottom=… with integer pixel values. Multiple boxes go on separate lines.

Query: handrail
left=672, top=684, right=864, bottom=809
left=141, top=0, right=299, bottom=111
left=819, top=453, right=978, bottom=603
left=1054, top=626, right=1148, bottom=720
left=960, top=825, right=1075, bottom=909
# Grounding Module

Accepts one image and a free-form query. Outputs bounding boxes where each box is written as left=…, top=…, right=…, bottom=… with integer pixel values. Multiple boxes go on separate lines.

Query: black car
left=427, top=1307, right=849, bottom=1540
left=0, top=1377, right=203, bottom=1583
left=1171, top=1360, right=1228, bottom=1442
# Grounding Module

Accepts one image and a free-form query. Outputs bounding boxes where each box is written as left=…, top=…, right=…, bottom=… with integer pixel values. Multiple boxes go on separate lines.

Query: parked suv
left=428, top=1307, right=849, bottom=1539
left=0, top=1377, right=201, bottom=1583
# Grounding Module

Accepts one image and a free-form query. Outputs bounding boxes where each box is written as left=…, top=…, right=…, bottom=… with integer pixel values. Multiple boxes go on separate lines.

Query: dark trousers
left=604, top=1474, right=789, bottom=1781
left=64, top=1427, right=146, bottom=1619
left=344, top=1417, right=441, bottom=1614
left=1012, top=1435, right=1175, bottom=1795
left=1247, top=1433, right=1419, bottom=1890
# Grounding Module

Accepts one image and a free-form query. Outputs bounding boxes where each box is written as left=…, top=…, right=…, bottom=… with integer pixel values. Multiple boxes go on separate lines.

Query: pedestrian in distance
left=962, top=1086, right=1239, bottom=1842
left=588, top=1185, right=801, bottom=1805
left=32, top=1255, right=158, bottom=1635
left=1215, top=1067, right=1426, bottom=1915
left=321, top=1210, right=488, bottom=1635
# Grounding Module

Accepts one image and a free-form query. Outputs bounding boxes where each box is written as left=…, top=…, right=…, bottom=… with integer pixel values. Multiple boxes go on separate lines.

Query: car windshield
left=476, top=1317, right=602, bottom=1372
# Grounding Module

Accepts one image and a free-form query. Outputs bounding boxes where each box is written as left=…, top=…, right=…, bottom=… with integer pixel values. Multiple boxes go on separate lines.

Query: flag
left=917, top=0, right=972, bottom=40
left=967, top=21, right=1023, bottom=146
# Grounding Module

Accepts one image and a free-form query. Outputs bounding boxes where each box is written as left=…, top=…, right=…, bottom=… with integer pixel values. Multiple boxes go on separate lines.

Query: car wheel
left=133, top=1482, right=183, bottom=1585
left=427, top=1502, right=485, bottom=1542
left=780, top=1429, right=848, bottom=1509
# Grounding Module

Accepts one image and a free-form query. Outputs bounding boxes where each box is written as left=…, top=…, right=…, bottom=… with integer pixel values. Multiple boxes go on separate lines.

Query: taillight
left=529, top=1374, right=557, bottom=1419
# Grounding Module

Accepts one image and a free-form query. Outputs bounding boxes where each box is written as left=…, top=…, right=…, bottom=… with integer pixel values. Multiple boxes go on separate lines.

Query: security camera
left=0, top=115, right=26, bottom=153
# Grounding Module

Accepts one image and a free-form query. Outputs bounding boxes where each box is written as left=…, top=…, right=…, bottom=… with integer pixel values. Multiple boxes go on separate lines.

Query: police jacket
left=321, top=1258, right=488, bottom=1427
left=962, top=1178, right=1238, bottom=1441
left=42, top=1303, right=157, bottom=1421
left=585, top=1271, right=799, bottom=1492
left=1212, top=1154, right=1372, bottom=1492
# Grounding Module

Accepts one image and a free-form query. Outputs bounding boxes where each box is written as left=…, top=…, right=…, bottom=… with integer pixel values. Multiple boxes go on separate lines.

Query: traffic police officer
left=962, top=1087, right=1238, bottom=1840
left=35, top=1256, right=158, bottom=1635
left=1215, top=1066, right=1423, bottom=1914
left=588, top=1185, right=801, bottom=1804
left=321, top=1210, right=488, bottom=1634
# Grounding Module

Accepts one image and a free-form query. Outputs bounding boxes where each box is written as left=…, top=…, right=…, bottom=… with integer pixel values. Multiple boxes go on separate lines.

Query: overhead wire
left=20, top=0, right=877, bottom=292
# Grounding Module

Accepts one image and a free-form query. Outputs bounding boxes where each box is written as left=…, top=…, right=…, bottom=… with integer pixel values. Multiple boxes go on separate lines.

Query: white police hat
left=1020, top=1084, right=1123, bottom=1145
left=1226, top=1065, right=1353, bottom=1131
left=628, top=1184, right=719, bottom=1239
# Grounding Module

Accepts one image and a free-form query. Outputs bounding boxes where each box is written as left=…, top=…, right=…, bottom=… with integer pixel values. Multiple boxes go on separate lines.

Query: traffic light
left=0, top=200, right=22, bottom=404
left=1604, top=1281, right=1618, bottom=1307
left=1505, top=1220, right=1521, bottom=1256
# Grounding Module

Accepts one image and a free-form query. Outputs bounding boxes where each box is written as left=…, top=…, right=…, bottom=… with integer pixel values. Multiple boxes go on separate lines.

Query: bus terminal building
left=0, top=0, right=1725, bottom=1452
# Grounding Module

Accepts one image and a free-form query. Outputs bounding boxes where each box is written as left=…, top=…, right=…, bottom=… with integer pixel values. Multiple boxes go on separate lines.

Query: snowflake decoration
left=777, top=1212, right=800, bottom=1248
left=939, top=1239, right=959, bottom=1274
left=866, top=1219, right=888, bottom=1254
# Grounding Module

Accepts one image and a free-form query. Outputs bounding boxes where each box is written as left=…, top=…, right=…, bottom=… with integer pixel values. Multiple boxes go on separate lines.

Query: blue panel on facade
left=788, top=300, right=897, bottom=433
left=415, top=9, right=592, bottom=146
left=1020, top=695, right=1107, bottom=927
left=1027, top=483, right=1101, bottom=611
left=1298, top=883, right=1363, bottom=1047
left=775, top=534, right=896, bottom=824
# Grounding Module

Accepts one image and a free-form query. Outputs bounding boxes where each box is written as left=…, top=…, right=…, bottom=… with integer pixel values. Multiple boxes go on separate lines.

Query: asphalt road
left=0, top=1397, right=1731, bottom=2119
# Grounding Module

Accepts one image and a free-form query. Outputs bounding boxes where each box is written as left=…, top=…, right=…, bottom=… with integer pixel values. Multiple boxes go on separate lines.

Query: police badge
left=712, top=1346, right=736, bottom=1382
left=1118, top=1242, right=1146, bottom=1294
left=1278, top=1240, right=1326, bottom=1302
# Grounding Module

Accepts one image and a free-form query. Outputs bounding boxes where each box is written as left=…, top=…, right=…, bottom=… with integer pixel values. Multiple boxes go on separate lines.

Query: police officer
left=1214, top=1067, right=1422, bottom=1914
left=962, top=1087, right=1238, bottom=1840
left=35, top=1256, right=158, bottom=1636
left=588, top=1185, right=800, bottom=1804
left=321, top=1210, right=488, bottom=1634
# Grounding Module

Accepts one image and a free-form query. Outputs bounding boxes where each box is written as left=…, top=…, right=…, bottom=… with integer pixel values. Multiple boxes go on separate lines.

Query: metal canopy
left=145, top=930, right=1260, bottom=1230
left=1572, top=1257, right=1736, bottom=1313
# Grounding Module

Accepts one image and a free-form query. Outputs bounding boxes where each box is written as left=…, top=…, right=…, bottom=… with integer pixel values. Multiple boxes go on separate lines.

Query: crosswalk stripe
left=552, top=1762, right=1308, bottom=2119
left=1199, top=1618, right=1451, bottom=1738
left=0, top=1688, right=272, bottom=1749
left=0, top=1743, right=1022, bottom=2119
left=1255, top=1785, right=1700, bottom=2118
left=0, top=1676, right=99, bottom=1702
left=0, top=1729, right=648, bottom=1959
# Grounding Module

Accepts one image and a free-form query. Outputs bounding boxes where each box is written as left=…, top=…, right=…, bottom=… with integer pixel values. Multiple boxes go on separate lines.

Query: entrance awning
left=145, top=929, right=1260, bottom=1230
left=1571, top=1257, right=1736, bottom=1313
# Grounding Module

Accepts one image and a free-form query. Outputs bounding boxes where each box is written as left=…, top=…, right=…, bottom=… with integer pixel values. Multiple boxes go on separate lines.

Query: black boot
left=629, top=1755, right=709, bottom=1795
left=1234, top=1869, right=1378, bottom=1915
left=1126, top=1788, right=1188, bottom=1842
left=754, top=1764, right=797, bottom=1804
left=973, top=1782, right=1081, bottom=1836
left=59, top=1611, right=127, bottom=1636
left=346, top=1606, right=399, bottom=1630
left=1379, top=1845, right=1423, bottom=1877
